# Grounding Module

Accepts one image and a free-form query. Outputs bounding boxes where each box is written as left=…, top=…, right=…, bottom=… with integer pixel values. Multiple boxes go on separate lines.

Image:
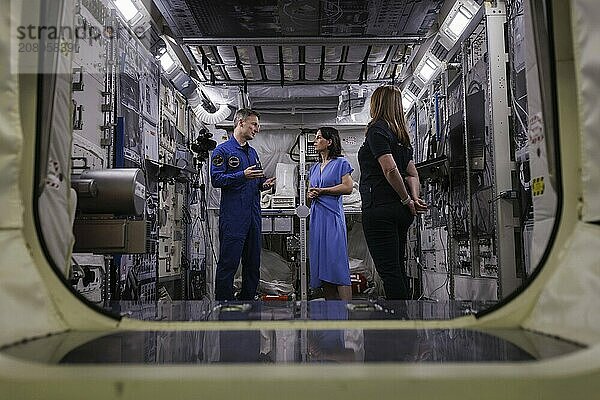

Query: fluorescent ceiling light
left=438, top=1, right=480, bottom=50
left=114, top=0, right=139, bottom=22
left=448, top=5, right=474, bottom=37
left=159, top=52, right=175, bottom=72
left=417, top=58, right=438, bottom=82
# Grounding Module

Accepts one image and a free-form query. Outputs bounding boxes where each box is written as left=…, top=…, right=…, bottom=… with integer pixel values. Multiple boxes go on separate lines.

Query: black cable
left=196, top=166, right=218, bottom=266
left=200, top=217, right=219, bottom=266
left=191, top=215, right=201, bottom=234
left=181, top=204, right=192, bottom=225
left=288, top=134, right=301, bottom=162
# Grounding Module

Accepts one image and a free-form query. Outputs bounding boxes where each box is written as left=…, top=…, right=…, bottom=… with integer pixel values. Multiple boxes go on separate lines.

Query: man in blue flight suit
left=210, top=109, right=275, bottom=301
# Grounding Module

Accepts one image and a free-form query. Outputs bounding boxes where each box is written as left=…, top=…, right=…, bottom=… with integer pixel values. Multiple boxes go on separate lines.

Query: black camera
left=191, top=128, right=217, bottom=161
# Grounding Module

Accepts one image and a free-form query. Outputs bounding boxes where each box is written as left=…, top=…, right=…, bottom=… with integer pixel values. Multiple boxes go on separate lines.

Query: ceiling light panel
left=159, top=52, right=176, bottom=72
left=402, top=90, right=417, bottom=110
left=113, top=0, right=139, bottom=21
left=414, top=54, right=441, bottom=84
left=448, top=6, right=473, bottom=37
left=439, top=0, right=481, bottom=49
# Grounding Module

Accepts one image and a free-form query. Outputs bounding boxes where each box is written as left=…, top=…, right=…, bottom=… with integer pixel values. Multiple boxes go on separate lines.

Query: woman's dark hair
left=318, top=126, right=342, bottom=159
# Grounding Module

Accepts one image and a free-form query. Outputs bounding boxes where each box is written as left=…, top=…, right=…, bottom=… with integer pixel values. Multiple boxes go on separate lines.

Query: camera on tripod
left=191, top=128, right=217, bottom=162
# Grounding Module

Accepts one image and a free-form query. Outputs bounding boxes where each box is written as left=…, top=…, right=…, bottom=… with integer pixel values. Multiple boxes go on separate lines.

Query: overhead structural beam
left=181, top=45, right=208, bottom=81
left=193, top=78, right=392, bottom=86
left=232, top=46, right=246, bottom=81
left=188, top=60, right=405, bottom=67
left=299, top=46, right=305, bottom=81
left=378, top=44, right=400, bottom=81
left=209, top=46, right=230, bottom=81
left=254, top=46, right=267, bottom=81
left=254, top=109, right=338, bottom=115
left=336, top=46, right=349, bottom=81
left=359, top=45, right=373, bottom=85
left=278, top=46, right=285, bottom=86
left=318, top=46, right=325, bottom=80
left=182, top=36, right=426, bottom=46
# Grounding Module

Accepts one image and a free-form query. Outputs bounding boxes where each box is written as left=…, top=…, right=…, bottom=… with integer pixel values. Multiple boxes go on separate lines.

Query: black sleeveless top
left=358, top=120, right=413, bottom=208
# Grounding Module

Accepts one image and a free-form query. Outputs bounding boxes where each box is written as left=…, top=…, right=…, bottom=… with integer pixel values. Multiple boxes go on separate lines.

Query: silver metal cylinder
left=75, top=169, right=146, bottom=216
left=71, top=179, right=97, bottom=198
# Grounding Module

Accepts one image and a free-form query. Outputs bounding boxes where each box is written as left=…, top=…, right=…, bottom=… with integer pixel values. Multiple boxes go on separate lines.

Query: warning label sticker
left=532, top=177, right=545, bottom=196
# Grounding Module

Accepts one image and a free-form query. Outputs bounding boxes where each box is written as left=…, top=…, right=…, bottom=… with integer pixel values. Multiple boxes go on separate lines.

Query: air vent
left=409, top=82, right=420, bottom=95
left=431, top=41, right=449, bottom=61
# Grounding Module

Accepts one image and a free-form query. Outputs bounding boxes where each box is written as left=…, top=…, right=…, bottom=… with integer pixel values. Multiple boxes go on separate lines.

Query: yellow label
left=532, top=177, right=545, bottom=196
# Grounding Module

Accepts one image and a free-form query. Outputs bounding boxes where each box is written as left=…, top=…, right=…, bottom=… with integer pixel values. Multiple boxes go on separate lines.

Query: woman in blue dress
left=308, top=127, right=354, bottom=300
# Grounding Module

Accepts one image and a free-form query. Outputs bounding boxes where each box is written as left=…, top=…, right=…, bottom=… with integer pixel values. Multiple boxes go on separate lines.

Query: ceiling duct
left=192, top=91, right=231, bottom=125
left=200, top=90, right=217, bottom=113
left=189, top=86, right=236, bottom=125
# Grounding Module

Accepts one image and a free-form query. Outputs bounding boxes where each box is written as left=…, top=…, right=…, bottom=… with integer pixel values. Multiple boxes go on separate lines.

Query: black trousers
left=362, top=202, right=414, bottom=300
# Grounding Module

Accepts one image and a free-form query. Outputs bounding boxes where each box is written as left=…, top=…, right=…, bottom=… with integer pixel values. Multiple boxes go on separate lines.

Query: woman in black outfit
left=358, top=85, right=428, bottom=300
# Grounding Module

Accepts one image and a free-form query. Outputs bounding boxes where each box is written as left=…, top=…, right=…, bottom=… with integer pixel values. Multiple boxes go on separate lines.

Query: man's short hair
left=234, top=108, right=260, bottom=128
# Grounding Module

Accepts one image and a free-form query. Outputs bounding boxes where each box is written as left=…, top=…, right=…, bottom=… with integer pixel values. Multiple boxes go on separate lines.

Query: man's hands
left=262, top=177, right=276, bottom=190
left=244, top=165, right=275, bottom=190
left=244, top=165, right=264, bottom=179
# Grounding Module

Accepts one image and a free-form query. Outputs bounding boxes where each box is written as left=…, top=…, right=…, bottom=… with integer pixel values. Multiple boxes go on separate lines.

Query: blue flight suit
left=210, top=135, right=264, bottom=300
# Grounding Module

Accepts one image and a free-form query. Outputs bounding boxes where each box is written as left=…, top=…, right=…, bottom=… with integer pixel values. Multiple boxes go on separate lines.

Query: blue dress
left=309, top=157, right=354, bottom=288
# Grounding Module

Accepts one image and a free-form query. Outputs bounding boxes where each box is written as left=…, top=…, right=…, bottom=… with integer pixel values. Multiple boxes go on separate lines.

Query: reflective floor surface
left=108, top=299, right=499, bottom=321
left=1, top=301, right=583, bottom=365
